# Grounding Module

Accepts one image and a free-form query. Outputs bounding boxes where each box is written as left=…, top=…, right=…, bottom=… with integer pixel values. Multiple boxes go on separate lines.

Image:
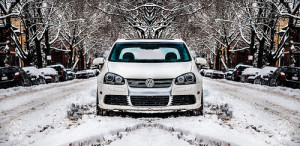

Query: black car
left=224, top=69, right=234, bottom=80
left=23, top=66, right=46, bottom=85
left=231, top=65, right=253, bottom=81
left=269, top=67, right=300, bottom=88
left=47, top=65, right=68, bottom=81
left=75, top=70, right=89, bottom=79
left=253, top=66, right=277, bottom=85
left=0, top=66, right=32, bottom=88
left=66, top=69, right=75, bottom=80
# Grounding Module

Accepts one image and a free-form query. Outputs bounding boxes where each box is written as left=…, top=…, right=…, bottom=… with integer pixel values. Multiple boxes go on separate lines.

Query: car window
left=109, top=42, right=191, bottom=63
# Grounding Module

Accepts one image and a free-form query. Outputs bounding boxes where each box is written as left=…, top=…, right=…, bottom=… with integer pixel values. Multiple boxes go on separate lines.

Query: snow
left=39, top=68, right=57, bottom=75
left=242, top=68, right=261, bottom=75
left=22, top=66, right=42, bottom=76
left=0, top=77, right=299, bottom=146
left=259, top=66, right=277, bottom=76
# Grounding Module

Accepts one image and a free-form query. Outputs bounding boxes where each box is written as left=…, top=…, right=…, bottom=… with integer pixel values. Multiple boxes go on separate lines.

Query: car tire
left=96, top=90, right=100, bottom=115
left=275, top=80, right=281, bottom=87
left=19, top=80, right=24, bottom=87
left=192, top=89, right=204, bottom=116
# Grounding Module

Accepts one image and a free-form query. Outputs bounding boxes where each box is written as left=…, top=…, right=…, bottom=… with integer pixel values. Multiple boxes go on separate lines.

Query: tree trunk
left=257, top=38, right=265, bottom=68
left=249, top=29, right=255, bottom=66
left=44, top=27, right=50, bottom=66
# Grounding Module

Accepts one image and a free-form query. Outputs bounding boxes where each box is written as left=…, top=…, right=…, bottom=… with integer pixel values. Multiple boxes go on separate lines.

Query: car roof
left=115, top=39, right=184, bottom=43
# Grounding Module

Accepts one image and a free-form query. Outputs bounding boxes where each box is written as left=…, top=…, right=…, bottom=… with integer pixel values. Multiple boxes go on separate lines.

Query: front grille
left=104, top=95, right=128, bottom=105
left=127, top=79, right=173, bottom=88
left=172, top=95, right=196, bottom=105
left=131, top=96, right=169, bottom=106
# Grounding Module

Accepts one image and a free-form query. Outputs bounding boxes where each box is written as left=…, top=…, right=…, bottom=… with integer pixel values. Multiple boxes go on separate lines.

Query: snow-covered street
left=0, top=77, right=299, bottom=146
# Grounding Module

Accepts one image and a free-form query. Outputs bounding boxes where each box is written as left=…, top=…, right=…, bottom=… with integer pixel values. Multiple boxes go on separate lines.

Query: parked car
left=0, top=66, right=32, bottom=88
left=47, top=65, right=68, bottom=81
left=86, top=69, right=96, bottom=77
left=253, top=66, right=277, bottom=85
left=204, top=69, right=214, bottom=77
left=224, top=69, right=234, bottom=80
left=232, top=64, right=253, bottom=81
left=95, top=39, right=205, bottom=116
left=199, top=66, right=209, bottom=76
left=39, top=68, right=59, bottom=83
left=23, top=66, right=46, bottom=85
left=66, top=69, right=75, bottom=80
left=240, top=68, right=261, bottom=83
left=91, top=67, right=100, bottom=76
left=211, top=70, right=225, bottom=79
left=269, top=67, right=300, bottom=88
left=75, top=70, right=89, bottom=79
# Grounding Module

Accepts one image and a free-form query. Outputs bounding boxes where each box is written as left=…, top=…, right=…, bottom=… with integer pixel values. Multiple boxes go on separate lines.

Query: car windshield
left=108, top=42, right=191, bottom=63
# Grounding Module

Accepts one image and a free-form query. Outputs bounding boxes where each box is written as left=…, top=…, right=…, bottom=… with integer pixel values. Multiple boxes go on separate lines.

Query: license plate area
left=2, top=76, right=8, bottom=80
left=292, top=76, right=298, bottom=80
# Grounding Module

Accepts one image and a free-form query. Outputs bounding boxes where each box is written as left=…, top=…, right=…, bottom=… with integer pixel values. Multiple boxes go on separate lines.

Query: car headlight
left=104, top=73, right=125, bottom=85
left=175, top=73, right=196, bottom=85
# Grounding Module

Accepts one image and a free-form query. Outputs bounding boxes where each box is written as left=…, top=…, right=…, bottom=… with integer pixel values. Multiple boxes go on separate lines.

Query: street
left=0, top=77, right=299, bottom=146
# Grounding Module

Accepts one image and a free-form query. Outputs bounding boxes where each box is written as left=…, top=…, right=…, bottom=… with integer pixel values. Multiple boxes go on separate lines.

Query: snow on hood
left=23, top=66, right=41, bottom=76
left=39, top=68, right=57, bottom=75
left=259, top=66, right=277, bottom=76
left=107, top=62, right=192, bottom=79
left=242, top=68, right=261, bottom=75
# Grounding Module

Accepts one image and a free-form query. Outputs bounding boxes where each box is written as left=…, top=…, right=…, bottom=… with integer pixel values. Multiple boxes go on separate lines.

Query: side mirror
left=93, top=57, right=105, bottom=66
left=195, top=57, right=207, bottom=66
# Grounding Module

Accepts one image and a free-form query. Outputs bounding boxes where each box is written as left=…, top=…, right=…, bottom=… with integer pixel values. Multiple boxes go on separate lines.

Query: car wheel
left=96, top=91, right=100, bottom=116
left=19, top=80, right=25, bottom=86
left=275, top=80, right=281, bottom=87
left=192, top=89, right=204, bottom=116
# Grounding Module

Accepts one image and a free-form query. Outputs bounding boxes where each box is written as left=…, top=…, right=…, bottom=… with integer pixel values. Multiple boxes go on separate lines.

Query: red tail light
left=61, top=71, right=64, bottom=76
left=236, top=71, right=238, bottom=75
left=14, top=72, right=20, bottom=78
left=280, top=72, right=285, bottom=78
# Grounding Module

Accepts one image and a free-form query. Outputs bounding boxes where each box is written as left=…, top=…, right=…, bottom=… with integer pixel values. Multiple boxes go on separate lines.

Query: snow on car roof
left=22, top=66, right=41, bottom=76
left=259, top=66, right=277, bottom=76
left=242, top=68, right=261, bottom=75
left=116, top=39, right=184, bottom=43
left=39, top=68, right=57, bottom=75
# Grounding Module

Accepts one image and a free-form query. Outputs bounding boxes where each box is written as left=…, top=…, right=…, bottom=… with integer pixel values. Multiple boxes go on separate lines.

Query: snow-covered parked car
left=66, top=69, right=75, bottom=80
left=224, top=69, right=234, bottom=80
left=199, top=66, right=209, bottom=76
left=253, top=66, right=277, bottom=85
left=232, top=64, right=253, bottom=81
left=204, top=69, right=214, bottom=77
left=95, top=39, right=204, bottom=116
left=211, top=70, right=225, bottom=79
left=23, top=66, right=46, bottom=85
left=240, top=68, right=262, bottom=83
left=47, top=65, right=68, bottom=81
left=86, top=69, right=96, bottom=77
left=75, top=70, right=89, bottom=79
left=39, top=68, right=59, bottom=83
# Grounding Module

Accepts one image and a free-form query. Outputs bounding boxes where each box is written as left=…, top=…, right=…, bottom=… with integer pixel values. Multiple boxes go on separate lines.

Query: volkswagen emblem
left=145, top=78, right=154, bottom=88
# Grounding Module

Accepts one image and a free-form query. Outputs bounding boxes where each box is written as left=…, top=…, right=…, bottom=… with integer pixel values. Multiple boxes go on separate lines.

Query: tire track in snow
left=0, top=78, right=96, bottom=129
left=68, top=121, right=231, bottom=146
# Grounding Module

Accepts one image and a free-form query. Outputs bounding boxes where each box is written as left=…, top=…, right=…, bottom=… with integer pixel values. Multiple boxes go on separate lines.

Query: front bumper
left=97, top=80, right=203, bottom=113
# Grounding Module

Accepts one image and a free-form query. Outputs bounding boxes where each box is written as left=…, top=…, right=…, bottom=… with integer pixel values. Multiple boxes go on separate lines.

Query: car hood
left=107, top=62, right=192, bottom=79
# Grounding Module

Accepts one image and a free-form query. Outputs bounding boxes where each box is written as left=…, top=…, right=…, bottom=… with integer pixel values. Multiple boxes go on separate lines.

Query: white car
left=95, top=39, right=204, bottom=116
